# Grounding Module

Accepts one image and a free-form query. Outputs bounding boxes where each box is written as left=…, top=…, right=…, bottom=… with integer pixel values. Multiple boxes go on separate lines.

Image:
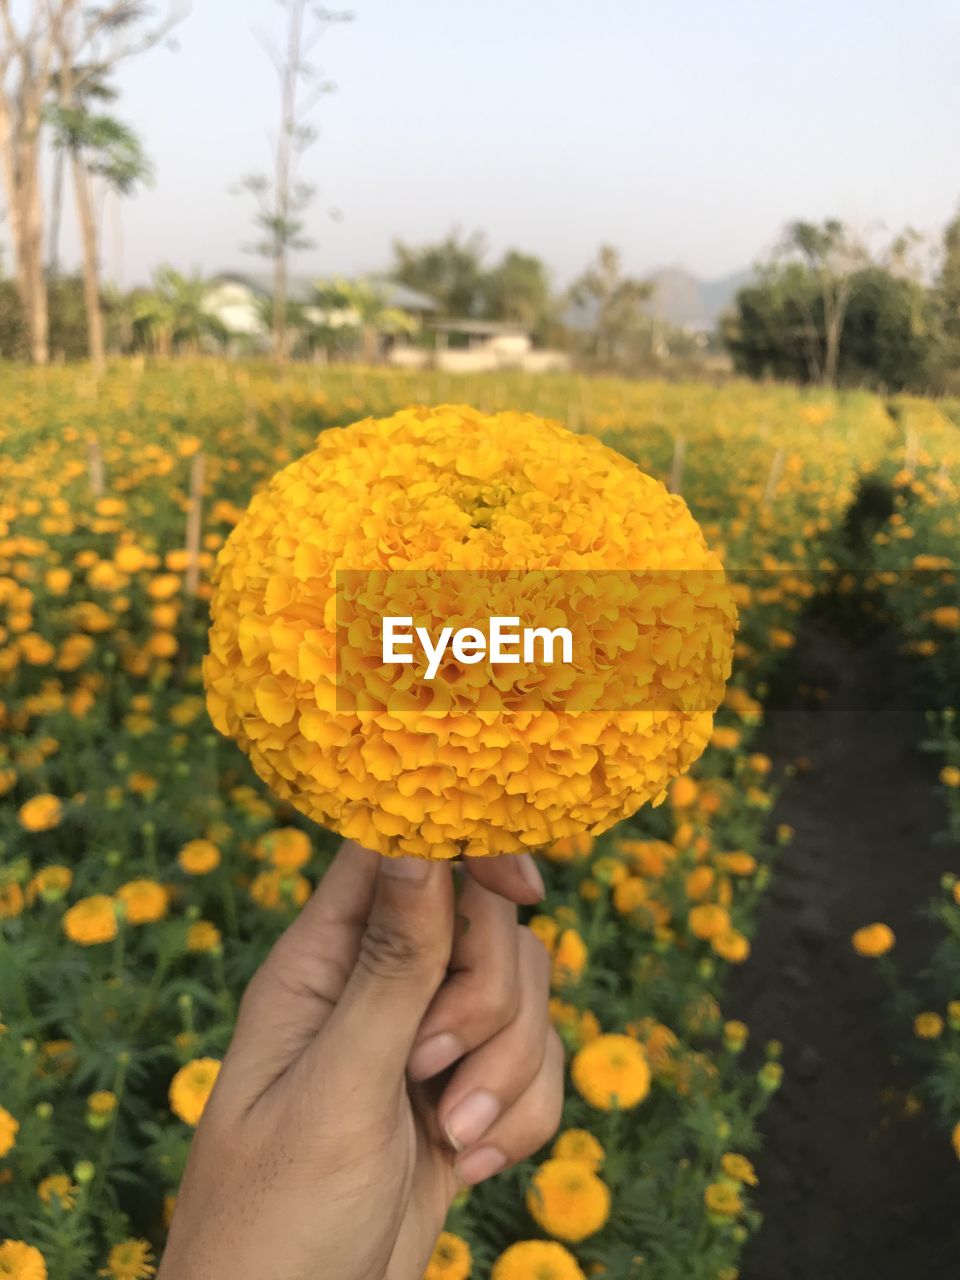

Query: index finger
left=463, top=851, right=545, bottom=905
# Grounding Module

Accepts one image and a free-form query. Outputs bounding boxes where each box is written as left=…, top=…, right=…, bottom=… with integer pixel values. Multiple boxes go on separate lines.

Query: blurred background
left=2, top=0, right=959, bottom=390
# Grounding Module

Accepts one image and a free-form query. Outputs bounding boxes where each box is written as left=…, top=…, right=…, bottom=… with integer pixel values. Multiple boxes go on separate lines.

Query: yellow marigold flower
left=591, top=856, right=627, bottom=887
left=571, top=1033, right=651, bottom=1110
left=249, top=868, right=311, bottom=911
left=914, top=1012, right=944, bottom=1040
left=543, top=833, right=594, bottom=863
left=530, top=915, right=560, bottom=953
left=147, top=574, right=180, bottom=601
left=169, top=1058, right=221, bottom=1126
left=116, top=879, right=168, bottom=925
left=423, top=1231, right=471, bottom=1280
left=717, top=851, right=756, bottom=876
left=0, top=882, right=24, bottom=920
left=255, top=827, right=311, bottom=871
left=114, top=544, right=149, bottom=574
left=685, top=866, right=715, bottom=901
left=88, top=1090, right=117, bottom=1119
left=638, top=1022, right=679, bottom=1074
left=710, top=726, right=741, bottom=750
left=37, top=1174, right=76, bottom=1210
left=45, top=567, right=72, bottom=594
left=62, top=895, right=117, bottom=946
left=526, top=1159, right=611, bottom=1242
left=491, top=1241, right=586, bottom=1280
left=0, top=1241, right=47, bottom=1280
left=612, top=876, right=648, bottom=916
left=688, top=903, right=731, bottom=941
left=26, top=866, right=72, bottom=905
left=953, top=1122, right=960, bottom=1161
left=18, top=794, right=62, bottom=832
left=721, top=1153, right=758, bottom=1186
left=186, top=921, right=222, bottom=952
left=670, top=774, right=699, bottom=808
left=723, top=1020, right=749, bottom=1052
left=705, top=1182, right=743, bottom=1217
left=852, top=922, right=895, bottom=957
left=98, top=1239, right=155, bottom=1279
left=616, top=838, right=677, bottom=877
left=549, top=999, right=600, bottom=1049
left=204, top=406, right=735, bottom=859
left=552, top=1128, right=605, bottom=1171
left=930, top=605, right=960, bottom=631
left=552, top=928, right=588, bottom=987
left=713, top=929, right=751, bottom=964
left=940, top=765, right=960, bottom=788
left=0, top=1106, right=19, bottom=1157
left=177, top=839, right=220, bottom=875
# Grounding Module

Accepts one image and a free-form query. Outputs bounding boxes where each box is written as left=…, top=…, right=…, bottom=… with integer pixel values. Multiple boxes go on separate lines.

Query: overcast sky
left=50, top=0, right=960, bottom=289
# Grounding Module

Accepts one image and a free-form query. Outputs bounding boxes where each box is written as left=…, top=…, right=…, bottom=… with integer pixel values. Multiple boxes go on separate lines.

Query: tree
left=724, top=251, right=942, bottom=392
left=774, top=219, right=870, bottom=385
left=48, top=0, right=186, bottom=372
left=47, top=62, right=115, bottom=277
left=308, top=276, right=415, bottom=362
left=46, top=100, right=151, bottom=367
left=480, top=249, right=555, bottom=341
left=938, top=206, right=960, bottom=371
left=390, top=228, right=487, bottom=317
left=238, top=2, right=351, bottom=364
left=0, top=1, right=58, bottom=364
left=567, top=245, right=653, bottom=370
left=133, top=265, right=225, bottom=356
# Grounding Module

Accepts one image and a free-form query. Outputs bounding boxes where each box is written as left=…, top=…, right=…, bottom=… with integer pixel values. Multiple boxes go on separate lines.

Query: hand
left=158, top=843, right=563, bottom=1280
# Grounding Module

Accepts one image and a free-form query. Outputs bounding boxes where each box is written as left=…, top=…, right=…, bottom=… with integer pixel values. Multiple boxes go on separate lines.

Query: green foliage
left=567, top=246, right=655, bottom=372
left=132, top=267, right=228, bottom=355
left=725, top=260, right=945, bottom=392
left=391, top=227, right=489, bottom=317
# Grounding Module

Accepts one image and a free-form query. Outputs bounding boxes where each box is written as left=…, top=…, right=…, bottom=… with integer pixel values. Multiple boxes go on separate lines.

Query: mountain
left=644, top=267, right=754, bottom=331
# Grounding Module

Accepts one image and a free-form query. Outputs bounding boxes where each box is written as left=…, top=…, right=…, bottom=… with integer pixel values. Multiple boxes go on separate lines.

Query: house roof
left=210, top=271, right=438, bottom=312
left=431, top=318, right=530, bottom=336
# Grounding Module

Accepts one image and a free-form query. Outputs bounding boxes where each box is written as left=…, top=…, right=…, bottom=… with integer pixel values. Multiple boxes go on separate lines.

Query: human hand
left=158, top=843, right=563, bottom=1280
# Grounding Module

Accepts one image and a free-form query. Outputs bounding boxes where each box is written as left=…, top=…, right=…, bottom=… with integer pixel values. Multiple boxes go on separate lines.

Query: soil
left=726, top=620, right=960, bottom=1280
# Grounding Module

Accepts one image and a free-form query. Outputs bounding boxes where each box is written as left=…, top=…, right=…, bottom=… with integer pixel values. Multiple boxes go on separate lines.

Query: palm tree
left=46, top=104, right=153, bottom=369
left=310, top=278, right=417, bottom=363
left=133, top=267, right=227, bottom=357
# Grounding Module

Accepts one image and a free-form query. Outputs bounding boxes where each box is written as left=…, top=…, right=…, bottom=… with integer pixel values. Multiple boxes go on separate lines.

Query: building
left=389, top=317, right=570, bottom=373
left=203, top=271, right=438, bottom=350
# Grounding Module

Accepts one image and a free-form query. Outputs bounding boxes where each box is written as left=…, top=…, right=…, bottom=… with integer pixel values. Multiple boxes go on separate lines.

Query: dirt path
left=726, top=622, right=960, bottom=1280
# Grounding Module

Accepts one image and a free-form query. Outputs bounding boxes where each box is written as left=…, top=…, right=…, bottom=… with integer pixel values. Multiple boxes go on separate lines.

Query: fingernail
left=517, top=853, right=546, bottom=900
left=444, top=1089, right=501, bottom=1151
left=408, top=1032, right=464, bottom=1081
left=455, top=1145, right=507, bottom=1185
left=381, top=855, right=431, bottom=882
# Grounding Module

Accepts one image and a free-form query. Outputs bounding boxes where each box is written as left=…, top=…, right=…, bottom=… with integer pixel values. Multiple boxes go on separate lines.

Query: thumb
left=318, top=856, right=455, bottom=1092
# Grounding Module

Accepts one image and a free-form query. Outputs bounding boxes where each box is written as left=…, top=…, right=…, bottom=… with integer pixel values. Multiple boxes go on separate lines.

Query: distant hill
left=644, top=267, right=754, bottom=331
left=565, top=266, right=754, bottom=335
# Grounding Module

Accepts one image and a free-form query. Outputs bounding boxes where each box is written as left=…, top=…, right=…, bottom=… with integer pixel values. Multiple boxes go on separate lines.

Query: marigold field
left=0, top=361, right=958, bottom=1280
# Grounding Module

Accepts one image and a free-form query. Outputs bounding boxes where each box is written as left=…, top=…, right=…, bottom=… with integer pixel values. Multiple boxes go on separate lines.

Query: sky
left=50, top=0, right=960, bottom=289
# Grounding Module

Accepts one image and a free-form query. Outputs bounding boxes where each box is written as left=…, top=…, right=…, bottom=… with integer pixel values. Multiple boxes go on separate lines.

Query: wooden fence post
left=762, top=447, right=786, bottom=506
left=668, top=434, right=686, bottom=495
left=184, top=453, right=206, bottom=600
left=88, top=439, right=105, bottom=498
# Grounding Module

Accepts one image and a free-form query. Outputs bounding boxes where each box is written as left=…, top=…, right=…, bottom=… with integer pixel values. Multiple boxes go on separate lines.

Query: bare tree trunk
left=70, top=148, right=106, bottom=370
left=0, top=98, right=29, bottom=314
left=272, top=0, right=306, bottom=366
left=0, top=0, right=56, bottom=365
left=52, top=2, right=105, bottom=372
left=48, top=145, right=65, bottom=275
